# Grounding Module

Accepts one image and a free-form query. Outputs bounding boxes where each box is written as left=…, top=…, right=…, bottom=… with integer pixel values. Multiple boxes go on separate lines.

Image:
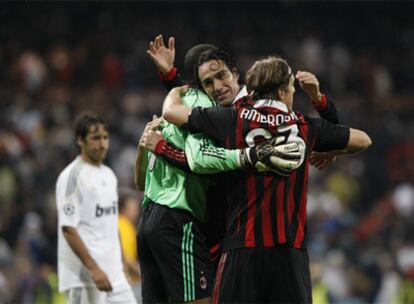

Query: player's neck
left=231, top=85, right=245, bottom=103
left=279, top=97, right=293, bottom=112
left=80, top=154, right=102, bottom=167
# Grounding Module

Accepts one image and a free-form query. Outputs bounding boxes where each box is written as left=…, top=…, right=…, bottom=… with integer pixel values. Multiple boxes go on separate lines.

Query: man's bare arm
left=343, top=128, right=372, bottom=153
left=320, top=128, right=372, bottom=160
left=62, top=226, right=113, bottom=291
left=162, top=86, right=192, bottom=126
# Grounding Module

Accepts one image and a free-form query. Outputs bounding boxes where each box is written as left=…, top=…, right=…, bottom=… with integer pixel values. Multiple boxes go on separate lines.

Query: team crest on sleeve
left=63, top=203, right=75, bottom=216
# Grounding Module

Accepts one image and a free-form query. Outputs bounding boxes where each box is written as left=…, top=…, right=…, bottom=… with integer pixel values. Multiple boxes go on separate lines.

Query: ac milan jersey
left=186, top=97, right=350, bottom=250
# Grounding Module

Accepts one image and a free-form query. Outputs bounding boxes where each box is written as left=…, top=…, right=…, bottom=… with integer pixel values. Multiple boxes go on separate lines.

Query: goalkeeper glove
left=239, top=136, right=304, bottom=176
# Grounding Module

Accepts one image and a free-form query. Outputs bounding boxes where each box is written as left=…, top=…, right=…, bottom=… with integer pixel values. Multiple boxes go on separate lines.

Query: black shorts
left=138, top=202, right=214, bottom=303
left=213, top=246, right=312, bottom=303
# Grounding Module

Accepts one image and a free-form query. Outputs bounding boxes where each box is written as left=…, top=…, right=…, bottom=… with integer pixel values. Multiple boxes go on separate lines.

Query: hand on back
left=139, top=115, right=164, bottom=152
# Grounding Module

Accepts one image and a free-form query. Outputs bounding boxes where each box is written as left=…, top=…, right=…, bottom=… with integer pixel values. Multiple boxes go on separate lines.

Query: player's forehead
left=86, top=123, right=108, bottom=137
left=198, top=59, right=230, bottom=81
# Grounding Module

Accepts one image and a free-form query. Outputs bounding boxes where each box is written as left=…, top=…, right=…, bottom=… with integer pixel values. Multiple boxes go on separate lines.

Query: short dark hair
left=74, top=112, right=108, bottom=141
left=194, top=49, right=240, bottom=92
left=245, top=55, right=291, bottom=100
left=184, top=44, right=218, bottom=83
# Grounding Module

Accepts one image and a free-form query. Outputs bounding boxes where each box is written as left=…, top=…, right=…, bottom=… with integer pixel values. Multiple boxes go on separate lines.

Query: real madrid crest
left=63, top=203, right=75, bottom=216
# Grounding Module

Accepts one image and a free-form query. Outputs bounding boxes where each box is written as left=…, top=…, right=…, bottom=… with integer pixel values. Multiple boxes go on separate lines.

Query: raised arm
left=147, top=34, right=184, bottom=90
left=297, top=71, right=340, bottom=169
left=296, top=71, right=339, bottom=124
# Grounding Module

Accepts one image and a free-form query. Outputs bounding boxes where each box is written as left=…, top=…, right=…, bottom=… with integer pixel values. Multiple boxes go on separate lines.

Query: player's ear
left=232, top=69, right=239, bottom=81
left=278, top=88, right=285, bottom=100
left=76, top=136, right=84, bottom=148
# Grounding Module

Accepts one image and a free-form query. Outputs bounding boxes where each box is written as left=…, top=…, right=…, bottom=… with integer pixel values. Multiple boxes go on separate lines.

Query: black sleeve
left=186, top=107, right=235, bottom=143
left=317, top=98, right=339, bottom=124
left=308, top=117, right=350, bottom=152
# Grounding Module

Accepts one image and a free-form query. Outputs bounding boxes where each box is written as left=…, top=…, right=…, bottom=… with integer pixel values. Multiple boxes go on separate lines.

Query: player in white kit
left=56, top=112, right=137, bottom=304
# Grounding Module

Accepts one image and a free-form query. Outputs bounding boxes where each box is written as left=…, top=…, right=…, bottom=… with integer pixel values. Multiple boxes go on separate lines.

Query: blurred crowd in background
left=0, top=2, right=413, bottom=303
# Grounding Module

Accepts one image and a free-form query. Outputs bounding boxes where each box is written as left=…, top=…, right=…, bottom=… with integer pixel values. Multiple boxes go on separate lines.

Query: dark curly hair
left=183, top=44, right=218, bottom=83
left=193, top=48, right=241, bottom=92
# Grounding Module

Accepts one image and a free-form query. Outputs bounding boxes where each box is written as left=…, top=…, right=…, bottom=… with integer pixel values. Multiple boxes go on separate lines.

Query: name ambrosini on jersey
left=239, top=108, right=299, bottom=127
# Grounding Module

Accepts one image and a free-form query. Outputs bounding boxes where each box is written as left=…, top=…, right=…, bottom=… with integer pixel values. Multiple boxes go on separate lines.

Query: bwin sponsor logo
left=96, top=201, right=117, bottom=217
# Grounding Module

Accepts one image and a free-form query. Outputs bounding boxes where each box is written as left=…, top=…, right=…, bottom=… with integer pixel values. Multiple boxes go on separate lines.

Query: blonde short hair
left=245, top=55, right=291, bottom=99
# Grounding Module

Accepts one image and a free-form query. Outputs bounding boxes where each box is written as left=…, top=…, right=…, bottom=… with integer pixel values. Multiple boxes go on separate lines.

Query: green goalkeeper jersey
left=143, top=88, right=240, bottom=223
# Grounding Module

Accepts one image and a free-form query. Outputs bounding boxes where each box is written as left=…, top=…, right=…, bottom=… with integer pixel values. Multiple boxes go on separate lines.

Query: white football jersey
left=56, top=156, right=128, bottom=292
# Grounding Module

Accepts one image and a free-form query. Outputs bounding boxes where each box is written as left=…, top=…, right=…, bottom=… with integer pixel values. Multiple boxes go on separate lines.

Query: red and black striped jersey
left=186, top=96, right=350, bottom=250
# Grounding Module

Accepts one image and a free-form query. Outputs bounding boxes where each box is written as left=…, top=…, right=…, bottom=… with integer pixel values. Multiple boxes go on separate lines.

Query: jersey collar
left=232, top=85, right=248, bottom=105
left=253, top=99, right=289, bottom=112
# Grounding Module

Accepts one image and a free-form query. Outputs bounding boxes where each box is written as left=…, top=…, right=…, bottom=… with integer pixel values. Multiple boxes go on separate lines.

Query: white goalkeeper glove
left=240, top=136, right=305, bottom=176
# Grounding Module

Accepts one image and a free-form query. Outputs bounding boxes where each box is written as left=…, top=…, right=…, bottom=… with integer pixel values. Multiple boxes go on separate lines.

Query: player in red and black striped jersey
left=187, top=96, right=350, bottom=249
left=162, top=55, right=372, bottom=303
